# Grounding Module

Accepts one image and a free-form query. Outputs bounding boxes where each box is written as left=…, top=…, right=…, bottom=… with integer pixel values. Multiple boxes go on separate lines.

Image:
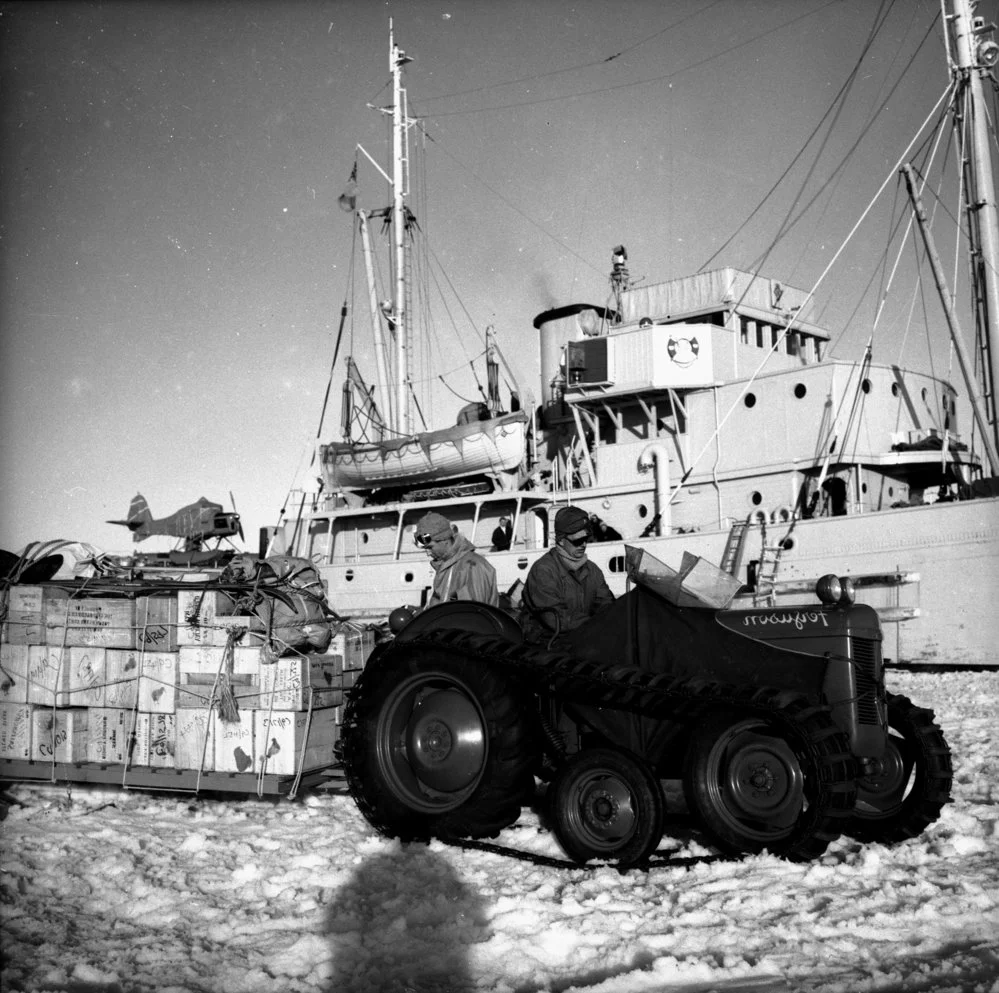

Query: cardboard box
left=104, top=649, right=141, bottom=709
left=69, top=647, right=106, bottom=707
left=26, top=646, right=60, bottom=706
left=214, top=712, right=254, bottom=773
left=0, top=703, right=32, bottom=759
left=1, top=585, right=45, bottom=644
left=25, top=647, right=105, bottom=707
left=86, top=707, right=130, bottom=764
left=329, top=627, right=376, bottom=670
left=257, top=655, right=345, bottom=711
left=0, top=644, right=30, bottom=704
left=135, top=596, right=179, bottom=653
left=44, top=598, right=135, bottom=649
left=177, top=645, right=260, bottom=710
left=176, top=590, right=239, bottom=647
left=174, top=708, right=215, bottom=771
left=31, top=707, right=89, bottom=762
left=133, top=712, right=176, bottom=768
left=138, top=652, right=177, bottom=714
left=255, top=708, right=338, bottom=776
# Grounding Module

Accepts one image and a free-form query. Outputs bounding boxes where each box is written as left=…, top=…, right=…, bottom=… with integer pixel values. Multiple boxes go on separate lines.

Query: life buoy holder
left=749, top=509, right=768, bottom=526
left=771, top=505, right=794, bottom=524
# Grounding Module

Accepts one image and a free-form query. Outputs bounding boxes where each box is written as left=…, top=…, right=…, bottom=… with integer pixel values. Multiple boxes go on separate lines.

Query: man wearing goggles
left=519, top=505, right=614, bottom=644
left=414, top=511, right=498, bottom=608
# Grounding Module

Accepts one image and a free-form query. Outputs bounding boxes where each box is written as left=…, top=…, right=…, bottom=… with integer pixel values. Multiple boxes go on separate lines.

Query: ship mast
left=949, top=0, right=999, bottom=461
left=390, top=23, right=413, bottom=436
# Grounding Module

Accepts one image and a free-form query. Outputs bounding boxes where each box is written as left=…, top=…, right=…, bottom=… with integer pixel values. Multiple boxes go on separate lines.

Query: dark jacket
left=519, top=547, right=614, bottom=641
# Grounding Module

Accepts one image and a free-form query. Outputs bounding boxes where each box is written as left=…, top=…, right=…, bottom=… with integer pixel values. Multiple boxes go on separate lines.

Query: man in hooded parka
left=414, top=511, right=499, bottom=607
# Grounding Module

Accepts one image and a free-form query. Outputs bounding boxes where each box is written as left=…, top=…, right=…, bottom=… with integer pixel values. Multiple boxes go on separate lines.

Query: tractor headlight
left=815, top=574, right=842, bottom=604
left=838, top=576, right=856, bottom=605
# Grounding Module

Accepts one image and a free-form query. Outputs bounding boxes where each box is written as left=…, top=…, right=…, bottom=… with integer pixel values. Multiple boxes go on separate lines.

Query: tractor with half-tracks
left=340, top=547, right=952, bottom=867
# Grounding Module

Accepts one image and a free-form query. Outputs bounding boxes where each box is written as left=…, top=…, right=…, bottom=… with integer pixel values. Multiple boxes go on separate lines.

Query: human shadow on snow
left=326, top=843, right=487, bottom=993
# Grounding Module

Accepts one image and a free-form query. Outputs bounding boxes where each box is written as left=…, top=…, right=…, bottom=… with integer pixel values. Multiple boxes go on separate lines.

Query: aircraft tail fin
left=107, top=493, right=154, bottom=541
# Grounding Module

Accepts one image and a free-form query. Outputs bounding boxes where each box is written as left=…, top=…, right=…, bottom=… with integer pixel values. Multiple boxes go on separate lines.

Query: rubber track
left=389, top=630, right=860, bottom=855
left=396, top=629, right=845, bottom=737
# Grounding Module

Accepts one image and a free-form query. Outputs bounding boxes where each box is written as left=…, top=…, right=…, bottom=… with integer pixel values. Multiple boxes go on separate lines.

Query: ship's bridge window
left=530, top=507, right=550, bottom=549
left=306, top=518, right=332, bottom=565
left=473, top=501, right=519, bottom=551
left=330, top=513, right=400, bottom=563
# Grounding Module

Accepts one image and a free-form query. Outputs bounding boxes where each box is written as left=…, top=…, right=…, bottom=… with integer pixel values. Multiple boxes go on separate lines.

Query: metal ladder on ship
left=753, top=514, right=799, bottom=607
left=719, top=518, right=751, bottom=579
left=721, top=513, right=796, bottom=606
left=752, top=519, right=783, bottom=607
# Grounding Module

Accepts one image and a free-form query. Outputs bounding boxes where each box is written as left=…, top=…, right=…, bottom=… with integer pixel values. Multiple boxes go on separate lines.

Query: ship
left=270, top=4, right=999, bottom=667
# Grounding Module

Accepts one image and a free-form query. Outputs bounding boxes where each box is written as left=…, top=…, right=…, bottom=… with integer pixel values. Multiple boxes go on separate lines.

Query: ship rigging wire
left=420, top=0, right=840, bottom=120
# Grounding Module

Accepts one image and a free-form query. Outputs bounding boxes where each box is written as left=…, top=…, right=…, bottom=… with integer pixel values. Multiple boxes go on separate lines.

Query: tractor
left=340, top=547, right=952, bottom=867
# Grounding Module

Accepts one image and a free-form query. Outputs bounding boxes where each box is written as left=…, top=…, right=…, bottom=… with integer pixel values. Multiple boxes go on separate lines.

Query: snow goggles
left=414, top=532, right=439, bottom=547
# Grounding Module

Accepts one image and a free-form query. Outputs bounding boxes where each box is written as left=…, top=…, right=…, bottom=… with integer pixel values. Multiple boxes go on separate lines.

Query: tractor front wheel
left=849, top=693, right=952, bottom=843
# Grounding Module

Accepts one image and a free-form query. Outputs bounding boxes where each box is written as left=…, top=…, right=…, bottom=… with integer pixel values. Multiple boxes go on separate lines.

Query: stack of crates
left=0, top=583, right=375, bottom=784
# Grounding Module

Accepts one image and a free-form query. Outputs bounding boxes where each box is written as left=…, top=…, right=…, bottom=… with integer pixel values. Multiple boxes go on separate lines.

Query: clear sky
left=0, top=0, right=982, bottom=554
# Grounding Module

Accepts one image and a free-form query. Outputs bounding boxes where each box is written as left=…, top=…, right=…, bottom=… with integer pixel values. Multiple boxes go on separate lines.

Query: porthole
left=891, top=383, right=899, bottom=397
left=744, top=393, right=757, bottom=408
left=638, top=504, right=648, bottom=519
left=779, top=537, right=795, bottom=551
left=345, top=569, right=354, bottom=582
left=888, top=487, right=894, bottom=497
left=608, top=556, right=627, bottom=573
left=403, top=572, right=414, bottom=583
left=861, top=378, right=871, bottom=394
left=361, top=532, right=369, bottom=544
left=751, top=491, right=763, bottom=506
left=921, top=387, right=928, bottom=402
left=794, top=383, right=807, bottom=399
left=861, top=483, right=868, bottom=494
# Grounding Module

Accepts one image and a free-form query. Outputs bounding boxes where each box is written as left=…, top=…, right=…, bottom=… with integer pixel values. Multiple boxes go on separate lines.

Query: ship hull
left=310, top=495, right=999, bottom=667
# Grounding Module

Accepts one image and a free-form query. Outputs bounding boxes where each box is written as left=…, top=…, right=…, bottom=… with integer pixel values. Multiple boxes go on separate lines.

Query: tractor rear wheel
left=849, top=693, right=952, bottom=843
left=550, top=747, right=665, bottom=867
left=684, top=698, right=856, bottom=861
left=341, top=643, right=535, bottom=841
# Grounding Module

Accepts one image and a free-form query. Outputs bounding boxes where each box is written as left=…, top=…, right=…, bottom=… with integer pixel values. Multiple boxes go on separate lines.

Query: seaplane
left=108, top=494, right=244, bottom=567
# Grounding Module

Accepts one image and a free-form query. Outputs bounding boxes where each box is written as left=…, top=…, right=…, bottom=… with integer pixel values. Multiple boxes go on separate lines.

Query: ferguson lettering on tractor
left=340, top=547, right=952, bottom=867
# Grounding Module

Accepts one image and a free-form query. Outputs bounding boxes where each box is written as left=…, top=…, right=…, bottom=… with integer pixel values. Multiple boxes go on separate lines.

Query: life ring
left=771, top=505, right=794, bottom=524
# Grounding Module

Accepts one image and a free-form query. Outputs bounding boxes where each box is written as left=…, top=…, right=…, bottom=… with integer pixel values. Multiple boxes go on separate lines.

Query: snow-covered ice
left=2, top=670, right=997, bottom=993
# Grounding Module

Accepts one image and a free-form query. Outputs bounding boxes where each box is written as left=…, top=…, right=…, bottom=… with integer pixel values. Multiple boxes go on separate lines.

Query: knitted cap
left=416, top=512, right=453, bottom=540
left=554, top=506, right=590, bottom=537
